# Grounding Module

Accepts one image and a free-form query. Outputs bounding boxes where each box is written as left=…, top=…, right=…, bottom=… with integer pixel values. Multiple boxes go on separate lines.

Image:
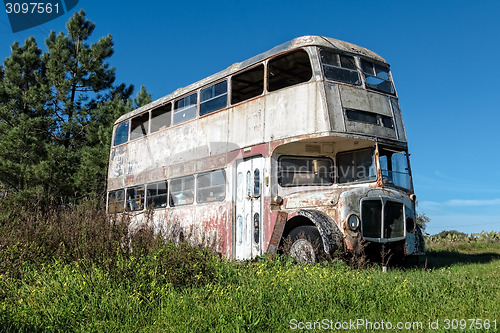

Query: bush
left=0, top=199, right=224, bottom=290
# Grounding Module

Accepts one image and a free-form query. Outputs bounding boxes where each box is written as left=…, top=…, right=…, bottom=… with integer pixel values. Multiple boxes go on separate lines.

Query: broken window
left=197, top=169, right=226, bottom=203
left=126, top=186, right=145, bottom=211
left=268, top=50, right=312, bottom=91
left=146, top=181, right=168, bottom=208
left=130, top=113, right=149, bottom=140
left=320, top=49, right=360, bottom=85
left=278, top=156, right=334, bottom=186
left=345, top=109, right=394, bottom=129
left=108, top=189, right=124, bottom=213
left=379, top=147, right=412, bottom=190
left=231, top=65, right=264, bottom=104
left=170, top=175, right=194, bottom=206
left=174, top=93, right=197, bottom=124
left=114, top=121, right=129, bottom=146
left=337, top=148, right=376, bottom=183
left=200, top=81, right=227, bottom=116
left=361, top=59, right=394, bottom=94
left=150, top=103, right=172, bottom=133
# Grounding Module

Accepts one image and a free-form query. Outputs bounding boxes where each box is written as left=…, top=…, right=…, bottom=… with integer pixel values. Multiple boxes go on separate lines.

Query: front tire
left=287, top=226, right=323, bottom=264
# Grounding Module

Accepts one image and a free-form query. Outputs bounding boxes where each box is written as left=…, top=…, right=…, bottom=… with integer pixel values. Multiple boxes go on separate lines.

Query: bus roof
left=115, top=36, right=387, bottom=125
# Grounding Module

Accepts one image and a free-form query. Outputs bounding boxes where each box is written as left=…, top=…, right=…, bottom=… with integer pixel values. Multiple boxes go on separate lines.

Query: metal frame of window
left=196, top=169, right=226, bottom=203
left=174, top=92, right=198, bottom=124
left=360, top=59, right=394, bottom=94
left=200, top=80, right=228, bottom=116
left=320, top=48, right=361, bottom=85
left=336, top=148, right=377, bottom=184
left=146, top=181, right=169, bottom=209
left=278, top=155, right=334, bottom=187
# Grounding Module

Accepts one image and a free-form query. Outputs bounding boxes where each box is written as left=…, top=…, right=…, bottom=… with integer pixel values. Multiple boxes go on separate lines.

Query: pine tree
left=0, top=10, right=149, bottom=205
left=42, top=10, right=118, bottom=200
left=0, top=37, right=52, bottom=203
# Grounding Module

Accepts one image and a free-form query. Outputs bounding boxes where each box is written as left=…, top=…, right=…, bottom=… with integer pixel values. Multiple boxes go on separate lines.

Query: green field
left=1, top=207, right=499, bottom=332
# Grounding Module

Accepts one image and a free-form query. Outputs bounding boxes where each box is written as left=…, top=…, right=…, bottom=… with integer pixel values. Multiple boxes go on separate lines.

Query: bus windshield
left=379, top=147, right=412, bottom=190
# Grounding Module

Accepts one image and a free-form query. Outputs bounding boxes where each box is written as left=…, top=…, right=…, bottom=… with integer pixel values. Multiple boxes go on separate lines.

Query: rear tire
left=287, top=226, right=323, bottom=264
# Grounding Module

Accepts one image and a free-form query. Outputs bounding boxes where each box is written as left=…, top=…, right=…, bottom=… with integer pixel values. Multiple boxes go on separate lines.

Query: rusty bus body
left=107, top=36, right=425, bottom=263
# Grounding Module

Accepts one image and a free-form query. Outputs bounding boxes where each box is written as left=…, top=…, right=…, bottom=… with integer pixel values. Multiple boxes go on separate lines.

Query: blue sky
left=0, top=0, right=498, bottom=235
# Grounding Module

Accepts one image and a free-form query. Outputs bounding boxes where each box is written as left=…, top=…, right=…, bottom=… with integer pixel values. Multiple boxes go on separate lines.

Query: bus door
left=235, top=156, right=264, bottom=260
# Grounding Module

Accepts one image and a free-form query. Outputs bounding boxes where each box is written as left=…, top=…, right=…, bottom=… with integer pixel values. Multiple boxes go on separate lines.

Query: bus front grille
left=361, top=199, right=404, bottom=240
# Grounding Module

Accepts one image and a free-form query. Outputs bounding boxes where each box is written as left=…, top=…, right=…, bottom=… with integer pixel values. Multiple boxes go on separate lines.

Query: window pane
left=201, top=81, right=227, bottom=102
left=170, top=176, right=194, bottom=206
left=114, top=122, right=129, bottom=146
left=381, top=115, right=393, bottom=128
left=361, top=59, right=374, bottom=75
left=379, top=148, right=412, bottom=190
left=279, top=156, right=334, bottom=186
left=200, top=81, right=230, bottom=115
left=374, top=64, right=390, bottom=80
left=130, top=113, right=149, bottom=140
left=231, top=65, right=264, bottom=104
left=321, top=50, right=360, bottom=85
left=323, top=66, right=360, bottom=85
left=320, top=51, right=339, bottom=66
left=346, top=109, right=378, bottom=125
left=268, top=50, right=312, bottom=92
left=337, top=149, right=376, bottom=183
left=340, top=54, right=356, bottom=70
left=126, top=186, right=145, bottom=211
left=254, top=169, right=260, bottom=196
left=108, top=189, right=124, bottom=213
left=150, top=104, right=172, bottom=133
left=147, top=181, right=168, bottom=208
left=174, top=93, right=197, bottom=124
left=197, top=169, right=226, bottom=203
left=365, top=76, right=394, bottom=94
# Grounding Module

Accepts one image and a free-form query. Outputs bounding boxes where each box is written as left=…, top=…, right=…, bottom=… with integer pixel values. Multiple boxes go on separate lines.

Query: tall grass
left=1, top=201, right=499, bottom=332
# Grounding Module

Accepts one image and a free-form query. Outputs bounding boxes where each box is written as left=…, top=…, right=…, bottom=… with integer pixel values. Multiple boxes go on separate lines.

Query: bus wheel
left=287, top=225, right=323, bottom=264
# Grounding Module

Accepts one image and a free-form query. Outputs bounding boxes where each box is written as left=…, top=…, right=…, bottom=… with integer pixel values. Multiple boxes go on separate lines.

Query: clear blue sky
left=1, top=0, right=499, bottom=235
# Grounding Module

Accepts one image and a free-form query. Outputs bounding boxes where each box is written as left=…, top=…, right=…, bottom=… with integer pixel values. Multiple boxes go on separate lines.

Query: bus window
left=130, top=113, right=149, bottom=140
left=197, top=169, right=226, bottom=203
left=278, top=156, right=334, bottom=186
left=361, top=59, right=394, bottom=94
left=126, top=186, right=145, bottom=211
left=231, top=65, right=264, bottom=104
left=108, top=189, right=124, bottom=213
left=170, top=175, right=194, bottom=206
left=379, top=148, right=411, bottom=190
left=174, top=93, right=197, bottom=124
left=146, top=181, right=168, bottom=208
left=320, top=49, right=360, bottom=85
left=268, top=50, right=312, bottom=92
left=114, top=121, right=129, bottom=146
left=346, top=109, right=394, bottom=129
left=200, top=81, right=227, bottom=116
left=337, top=148, right=376, bottom=183
left=150, top=103, right=172, bottom=133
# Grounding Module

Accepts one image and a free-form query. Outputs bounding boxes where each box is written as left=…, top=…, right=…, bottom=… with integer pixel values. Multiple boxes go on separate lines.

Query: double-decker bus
left=107, top=35, right=425, bottom=264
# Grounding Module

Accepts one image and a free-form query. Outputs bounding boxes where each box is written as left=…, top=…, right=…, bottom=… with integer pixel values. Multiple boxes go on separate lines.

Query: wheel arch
left=282, top=209, right=343, bottom=254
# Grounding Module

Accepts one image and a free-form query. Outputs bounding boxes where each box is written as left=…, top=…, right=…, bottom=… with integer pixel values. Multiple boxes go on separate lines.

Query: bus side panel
left=264, top=82, right=329, bottom=141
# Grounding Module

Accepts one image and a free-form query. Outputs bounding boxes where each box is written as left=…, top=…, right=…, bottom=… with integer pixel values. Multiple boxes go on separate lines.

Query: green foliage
left=0, top=10, right=151, bottom=205
left=416, top=211, right=430, bottom=231
left=1, top=204, right=499, bottom=332
left=427, top=230, right=499, bottom=244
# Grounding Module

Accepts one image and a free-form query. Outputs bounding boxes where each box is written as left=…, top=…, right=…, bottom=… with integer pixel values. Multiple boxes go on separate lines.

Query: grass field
left=0, top=205, right=499, bottom=332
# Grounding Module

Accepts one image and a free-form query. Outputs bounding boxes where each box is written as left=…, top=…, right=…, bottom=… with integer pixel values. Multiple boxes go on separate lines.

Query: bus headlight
left=406, top=217, right=416, bottom=233
left=347, top=214, right=360, bottom=231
